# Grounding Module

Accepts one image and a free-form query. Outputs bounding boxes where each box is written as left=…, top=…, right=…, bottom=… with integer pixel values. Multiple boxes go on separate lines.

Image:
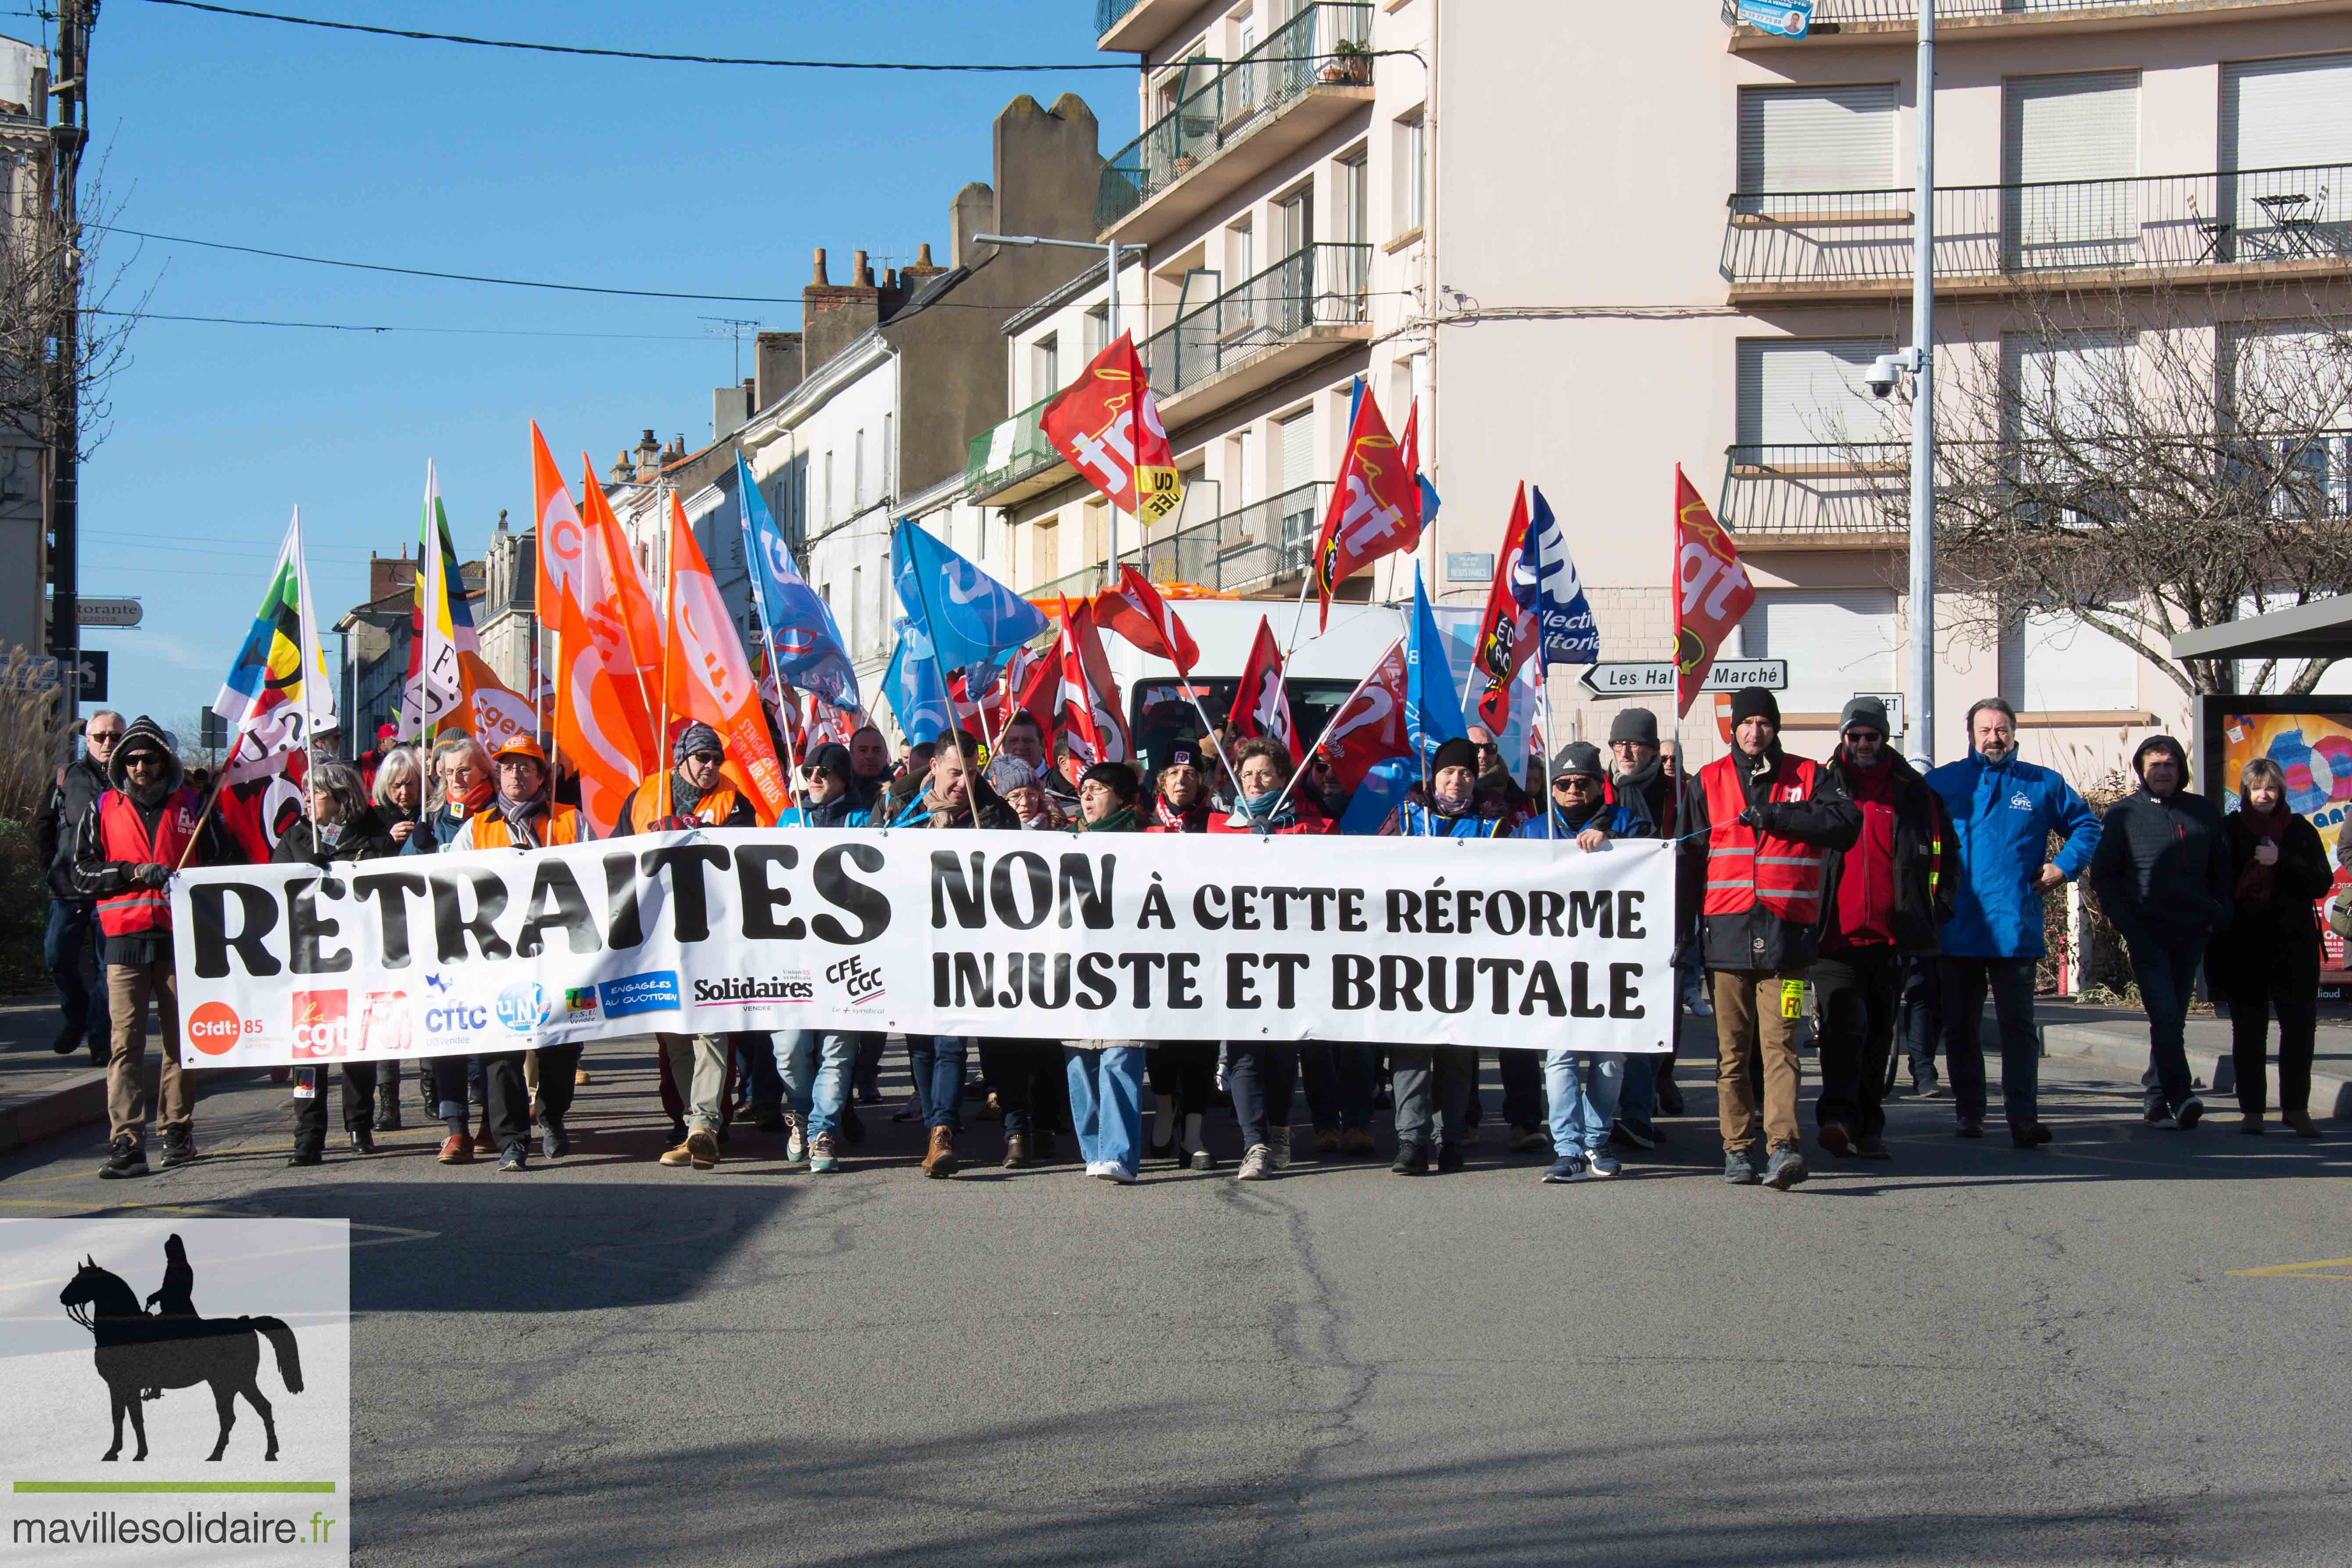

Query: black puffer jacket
left=39, top=753, right=111, bottom=899
left=269, top=805, right=403, bottom=868
left=2087, top=786, right=2233, bottom=948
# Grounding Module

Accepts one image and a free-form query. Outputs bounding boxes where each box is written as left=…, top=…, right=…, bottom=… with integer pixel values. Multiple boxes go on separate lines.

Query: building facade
left=0, top=34, right=47, bottom=659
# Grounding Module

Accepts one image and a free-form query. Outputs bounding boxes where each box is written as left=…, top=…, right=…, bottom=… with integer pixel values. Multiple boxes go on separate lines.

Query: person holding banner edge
left=1679, top=690, right=1860, bottom=1190
left=1067, top=762, right=1150, bottom=1183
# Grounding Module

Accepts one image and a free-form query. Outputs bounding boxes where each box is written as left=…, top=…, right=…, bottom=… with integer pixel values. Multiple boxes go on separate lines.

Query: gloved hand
left=1736, top=807, right=1761, bottom=831
left=132, top=863, right=171, bottom=889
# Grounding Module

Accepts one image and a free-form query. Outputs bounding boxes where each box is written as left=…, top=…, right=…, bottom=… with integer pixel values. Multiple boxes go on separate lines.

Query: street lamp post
left=1908, top=0, right=1937, bottom=766
left=976, top=232, right=1129, bottom=588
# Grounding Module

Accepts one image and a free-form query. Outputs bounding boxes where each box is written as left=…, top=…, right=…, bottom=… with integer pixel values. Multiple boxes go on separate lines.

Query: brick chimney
left=368, top=549, right=411, bottom=605
left=634, top=429, right=662, bottom=481
left=803, top=243, right=882, bottom=374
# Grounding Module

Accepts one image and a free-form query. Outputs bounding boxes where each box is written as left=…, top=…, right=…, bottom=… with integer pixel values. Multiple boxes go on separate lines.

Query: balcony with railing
left=1136, top=243, right=1371, bottom=422
left=1095, top=3, right=1374, bottom=244
left=1720, top=0, right=2352, bottom=47
left=1718, top=431, right=2352, bottom=541
left=1096, top=0, right=1208, bottom=54
left=965, top=390, right=1070, bottom=507
left=1721, top=164, right=2352, bottom=299
left=1028, top=480, right=1357, bottom=601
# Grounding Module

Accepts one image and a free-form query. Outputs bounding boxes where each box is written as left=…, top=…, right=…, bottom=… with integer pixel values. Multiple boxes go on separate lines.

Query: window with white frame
left=2000, top=610, right=2138, bottom=712
left=854, top=429, right=866, bottom=510
left=1395, top=111, right=1425, bottom=235
left=823, top=450, right=835, bottom=525
left=1740, top=588, right=1899, bottom=713
left=1338, top=147, right=1369, bottom=245
left=1083, top=306, right=1108, bottom=361
left=1034, top=334, right=1060, bottom=404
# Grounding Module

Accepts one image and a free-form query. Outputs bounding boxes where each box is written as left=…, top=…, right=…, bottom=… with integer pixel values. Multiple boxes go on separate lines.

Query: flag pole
left=900, top=520, right=981, bottom=828
left=755, top=617, right=803, bottom=818
left=1266, top=638, right=1394, bottom=822
left=657, top=491, right=675, bottom=820
left=1176, top=674, right=1239, bottom=802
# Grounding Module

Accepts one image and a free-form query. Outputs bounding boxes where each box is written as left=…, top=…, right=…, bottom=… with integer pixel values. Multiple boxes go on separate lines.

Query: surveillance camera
left=1865, top=354, right=1903, bottom=399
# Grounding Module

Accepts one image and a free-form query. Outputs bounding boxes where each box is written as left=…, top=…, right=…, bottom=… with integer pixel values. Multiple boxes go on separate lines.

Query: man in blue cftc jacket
left=1923, top=698, right=2101, bottom=1147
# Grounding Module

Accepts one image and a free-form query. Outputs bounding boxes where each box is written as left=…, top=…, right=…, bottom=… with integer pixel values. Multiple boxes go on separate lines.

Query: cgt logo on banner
left=5, top=1218, right=351, bottom=1564
left=168, top=831, right=1674, bottom=1061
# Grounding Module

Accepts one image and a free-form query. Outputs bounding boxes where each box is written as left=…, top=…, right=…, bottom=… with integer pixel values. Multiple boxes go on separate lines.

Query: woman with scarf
left=1144, top=750, right=1215, bottom=1166
left=1210, top=739, right=1331, bottom=1179
left=985, top=755, right=1065, bottom=831
left=404, top=736, right=496, bottom=855
left=2208, top=757, right=2327, bottom=1138
left=363, top=746, right=425, bottom=1127
left=1066, top=762, right=1150, bottom=1182
left=272, top=762, right=402, bottom=1164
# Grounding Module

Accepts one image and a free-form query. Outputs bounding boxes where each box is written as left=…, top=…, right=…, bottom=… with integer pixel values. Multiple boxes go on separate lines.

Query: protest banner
left=171, top=833, right=1674, bottom=1062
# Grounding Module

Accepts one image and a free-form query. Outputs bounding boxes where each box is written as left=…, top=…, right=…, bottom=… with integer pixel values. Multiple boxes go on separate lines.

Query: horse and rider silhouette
left=57, top=1234, right=304, bottom=1463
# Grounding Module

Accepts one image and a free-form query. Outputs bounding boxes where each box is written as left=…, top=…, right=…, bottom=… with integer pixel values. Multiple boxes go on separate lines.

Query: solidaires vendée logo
left=4, top=1219, right=351, bottom=1564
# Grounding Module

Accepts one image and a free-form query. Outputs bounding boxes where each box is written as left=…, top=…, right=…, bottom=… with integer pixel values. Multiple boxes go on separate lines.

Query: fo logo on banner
left=4, top=1217, right=352, bottom=1564
left=289, top=992, right=348, bottom=1060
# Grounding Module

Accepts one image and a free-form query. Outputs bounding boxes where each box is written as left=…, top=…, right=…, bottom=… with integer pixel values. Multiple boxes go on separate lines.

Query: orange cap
left=492, top=733, right=548, bottom=766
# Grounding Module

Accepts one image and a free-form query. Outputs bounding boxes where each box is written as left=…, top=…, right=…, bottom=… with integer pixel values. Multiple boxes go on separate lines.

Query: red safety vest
left=1699, top=753, right=1828, bottom=924
left=95, top=787, right=204, bottom=938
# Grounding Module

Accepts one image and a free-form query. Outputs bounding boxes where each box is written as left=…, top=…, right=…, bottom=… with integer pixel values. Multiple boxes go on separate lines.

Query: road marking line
left=2227, top=1256, right=2352, bottom=1280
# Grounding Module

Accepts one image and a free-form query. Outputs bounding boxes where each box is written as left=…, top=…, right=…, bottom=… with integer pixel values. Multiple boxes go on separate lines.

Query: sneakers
left=2143, top=1101, right=2170, bottom=1126
left=1312, top=1127, right=1342, bottom=1155
left=686, top=1128, right=721, bottom=1170
left=1912, top=1078, right=1948, bottom=1100
left=1611, top=1118, right=1657, bottom=1152
left=437, top=1133, right=474, bottom=1165
left=1542, top=1154, right=1588, bottom=1183
left=1189, top=1146, right=1216, bottom=1172
left=1268, top=1128, right=1293, bottom=1171
left=920, top=1127, right=957, bottom=1178
left=1816, top=1121, right=1854, bottom=1159
left=1341, top=1127, right=1377, bottom=1157
left=2284, top=1110, right=2322, bottom=1139
left=1955, top=1116, right=1985, bottom=1138
left=1235, top=1144, right=1273, bottom=1181
left=1091, top=1163, right=1137, bottom=1185
left=1856, top=1134, right=1892, bottom=1160
left=541, top=1120, right=569, bottom=1160
left=2175, top=1097, right=2205, bottom=1131
left=1586, top=1148, right=1622, bottom=1178
left=1436, top=1142, right=1466, bottom=1174
left=1723, top=1149, right=1761, bottom=1185
left=2010, top=1122, right=2052, bottom=1149
left=1508, top=1124, right=1551, bottom=1154
left=1762, top=1144, right=1809, bottom=1190
left=498, top=1142, right=528, bottom=1173
left=809, top=1131, right=841, bottom=1173
left=99, top=1135, right=148, bottom=1180
left=158, top=1128, right=197, bottom=1169
left=783, top=1110, right=808, bottom=1163
left=1390, top=1142, right=1430, bottom=1176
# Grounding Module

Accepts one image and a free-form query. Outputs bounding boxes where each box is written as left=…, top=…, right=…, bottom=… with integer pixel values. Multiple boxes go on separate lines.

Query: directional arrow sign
left=1578, top=659, right=1786, bottom=698
left=76, top=597, right=143, bottom=629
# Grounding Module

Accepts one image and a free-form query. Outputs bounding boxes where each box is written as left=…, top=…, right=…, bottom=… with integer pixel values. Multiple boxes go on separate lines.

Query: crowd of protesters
left=36, top=688, right=2334, bottom=1186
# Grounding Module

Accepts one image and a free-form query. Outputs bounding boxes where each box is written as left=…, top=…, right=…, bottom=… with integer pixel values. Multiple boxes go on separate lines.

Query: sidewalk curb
left=2041, top=1023, right=2352, bottom=1121
left=0, top=1065, right=109, bottom=1156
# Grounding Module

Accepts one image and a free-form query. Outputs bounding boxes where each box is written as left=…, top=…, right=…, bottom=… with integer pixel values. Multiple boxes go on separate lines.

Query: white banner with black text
left=168, top=830, right=1673, bottom=1063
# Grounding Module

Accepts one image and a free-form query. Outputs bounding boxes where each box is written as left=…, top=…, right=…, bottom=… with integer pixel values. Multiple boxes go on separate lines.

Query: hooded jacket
left=1923, top=751, right=2100, bottom=959
left=1816, top=747, right=1955, bottom=956
left=2087, top=782, right=2233, bottom=948
left=1375, top=785, right=1523, bottom=839
left=68, top=718, right=229, bottom=962
left=1677, top=741, right=1861, bottom=972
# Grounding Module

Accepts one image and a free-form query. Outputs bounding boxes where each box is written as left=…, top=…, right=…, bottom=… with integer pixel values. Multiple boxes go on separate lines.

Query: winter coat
left=68, top=720, right=230, bottom=964
left=402, top=802, right=474, bottom=855
left=886, top=776, right=1020, bottom=831
left=1816, top=749, right=1955, bottom=957
left=39, top=753, right=111, bottom=900
left=2206, top=808, right=2331, bottom=994
left=1514, top=794, right=1655, bottom=843
left=1210, top=795, right=1334, bottom=835
left=269, top=806, right=403, bottom=868
left=1375, top=786, right=1524, bottom=839
left=2087, top=786, right=2233, bottom=950
left=776, top=796, right=872, bottom=828
left=1677, top=745, right=1861, bottom=973
left=1923, top=753, right=2099, bottom=959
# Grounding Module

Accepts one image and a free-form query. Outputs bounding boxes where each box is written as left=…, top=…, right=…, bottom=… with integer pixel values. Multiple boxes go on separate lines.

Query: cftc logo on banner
left=2, top=1218, right=351, bottom=1564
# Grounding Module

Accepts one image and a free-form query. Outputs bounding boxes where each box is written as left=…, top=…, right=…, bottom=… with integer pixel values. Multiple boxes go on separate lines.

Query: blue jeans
left=1618, top=1045, right=1658, bottom=1127
left=44, top=899, right=106, bottom=1048
left=2126, top=935, right=2206, bottom=1116
left=775, top=1030, right=858, bottom=1138
left=906, top=1035, right=968, bottom=1131
left=1065, top=1044, right=1146, bottom=1171
left=1544, top=1050, right=1625, bottom=1158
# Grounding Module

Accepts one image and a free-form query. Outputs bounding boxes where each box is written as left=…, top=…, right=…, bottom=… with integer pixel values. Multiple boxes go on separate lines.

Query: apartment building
left=975, top=0, right=2352, bottom=779
left=0, top=35, right=47, bottom=659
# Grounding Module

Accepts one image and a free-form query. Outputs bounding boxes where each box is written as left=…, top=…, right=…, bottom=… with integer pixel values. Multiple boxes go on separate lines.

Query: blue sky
left=62, top=0, right=1117, bottom=729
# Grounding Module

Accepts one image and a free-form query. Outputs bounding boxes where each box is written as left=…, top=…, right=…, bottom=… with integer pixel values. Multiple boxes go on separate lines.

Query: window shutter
left=2002, top=72, right=2139, bottom=270
left=1737, top=85, right=1897, bottom=193
left=2222, top=54, right=2352, bottom=244
left=1278, top=411, right=1314, bottom=495
left=1739, top=589, right=1898, bottom=714
left=1736, top=338, right=1890, bottom=448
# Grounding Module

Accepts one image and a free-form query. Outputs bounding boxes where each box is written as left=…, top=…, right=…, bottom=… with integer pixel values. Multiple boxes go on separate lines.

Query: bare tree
left=0, top=144, right=146, bottom=459
left=1844, top=275, right=2352, bottom=698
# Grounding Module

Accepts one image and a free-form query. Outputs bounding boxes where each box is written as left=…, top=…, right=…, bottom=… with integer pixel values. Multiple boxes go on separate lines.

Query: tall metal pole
left=1103, top=239, right=1121, bottom=594
left=1907, top=0, right=1937, bottom=766
left=47, top=0, right=90, bottom=715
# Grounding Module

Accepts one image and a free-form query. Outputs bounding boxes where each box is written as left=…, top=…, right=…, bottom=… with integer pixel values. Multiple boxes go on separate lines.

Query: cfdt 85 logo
left=185, top=1000, right=252, bottom=1057
left=290, top=992, right=351, bottom=1059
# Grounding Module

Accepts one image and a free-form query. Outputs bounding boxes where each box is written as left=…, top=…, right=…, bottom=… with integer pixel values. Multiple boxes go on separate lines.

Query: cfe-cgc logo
left=5, top=1217, right=352, bottom=1564
left=289, top=993, right=349, bottom=1060
left=827, top=956, right=887, bottom=1008
left=692, top=974, right=815, bottom=1009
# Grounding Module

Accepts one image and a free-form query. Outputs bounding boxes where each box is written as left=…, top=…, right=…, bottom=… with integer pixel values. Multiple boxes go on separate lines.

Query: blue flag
left=880, top=618, right=951, bottom=745
left=1403, top=562, right=1467, bottom=770
left=1339, top=755, right=1417, bottom=836
left=1527, top=485, right=1598, bottom=667
left=892, top=521, right=1048, bottom=674
left=736, top=453, right=861, bottom=714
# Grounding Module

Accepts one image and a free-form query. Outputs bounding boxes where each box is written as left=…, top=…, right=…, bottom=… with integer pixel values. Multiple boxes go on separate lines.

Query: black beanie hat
left=1729, top=688, right=1781, bottom=729
left=1080, top=760, right=1139, bottom=803
left=1551, top=741, right=1607, bottom=780
left=1432, top=737, right=1481, bottom=778
left=1607, top=708, right=1660, bottom=746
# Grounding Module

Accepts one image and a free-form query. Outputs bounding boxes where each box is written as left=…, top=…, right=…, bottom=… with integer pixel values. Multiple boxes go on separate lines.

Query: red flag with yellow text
left=1039, top=332, right=1185, bottom=526
left=1312, top=389, right=1421, bottom=631
left=1672, top=466, right=1756, bottom=719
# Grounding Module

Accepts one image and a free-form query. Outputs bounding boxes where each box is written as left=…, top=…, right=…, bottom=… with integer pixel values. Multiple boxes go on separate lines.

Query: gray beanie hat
left=1607, top=708, right=1660, bottom=746
left=984, top=755, right=1038, bottom=795
left=672, top=721, right=723, bottom=765
left=1838, top=695, right=1891, bottom=736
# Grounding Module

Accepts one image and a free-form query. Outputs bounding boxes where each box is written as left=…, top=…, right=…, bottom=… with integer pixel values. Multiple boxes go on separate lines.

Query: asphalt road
left=4, top=1031, right=2347, bottom=1568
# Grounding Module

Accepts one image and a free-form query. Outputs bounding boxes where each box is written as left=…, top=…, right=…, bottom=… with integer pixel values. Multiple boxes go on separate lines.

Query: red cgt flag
left=1312, top=387, right=1421, bottom=631
left=1227, top=615, right=1303, bottom=766
left=1092, top=564, right=1200, bottom=675
left=1053, top=598, right=1131, bottom=764
left=1040, top=332, right=1185, bottom=526
left=1319, top=637, right=1410, bottom=792
left=1672, top=466, right=1756, bottom=719
left=1469, top=482, right=1537, bottom=733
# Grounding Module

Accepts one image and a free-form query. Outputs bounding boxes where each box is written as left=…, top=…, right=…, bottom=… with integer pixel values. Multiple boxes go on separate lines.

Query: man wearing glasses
left=39, top=712, right=124, bottom=1063
left=69, top=716, right=229, bottom=1178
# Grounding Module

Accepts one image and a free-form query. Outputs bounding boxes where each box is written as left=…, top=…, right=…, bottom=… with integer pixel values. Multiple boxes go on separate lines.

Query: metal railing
left=1096, top=0, right=1141, bottom=35
left=965, top=389, right=1063, bottom=498
left=1095, top=3, right=1373, bottom=231
left=1723, top=164, right=2352, bottom=286
left=1719, top=432, right=2352, bottom=535
left=1135, top=243, right=1371, bottom=405
left=1722, top=0, right=2294, bottom=23
left=1030, top=480, right=1332, bottom=601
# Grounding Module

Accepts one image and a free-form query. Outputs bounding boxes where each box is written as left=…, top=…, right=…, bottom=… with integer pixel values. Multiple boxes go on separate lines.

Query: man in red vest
left=68, top=716, right=229, bottom=1179
left=1679, top=690, right=1859, bottom=1191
